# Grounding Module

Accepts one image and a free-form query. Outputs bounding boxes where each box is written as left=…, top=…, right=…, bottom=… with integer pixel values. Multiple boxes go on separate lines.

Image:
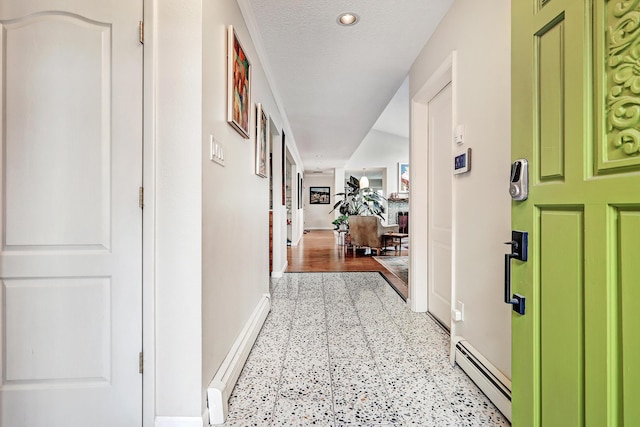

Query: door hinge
left=139, top=352, right=144, bottom=374
left=139, top=186, right=144, bottom=209
left=139, top=21, right=144, bottom=44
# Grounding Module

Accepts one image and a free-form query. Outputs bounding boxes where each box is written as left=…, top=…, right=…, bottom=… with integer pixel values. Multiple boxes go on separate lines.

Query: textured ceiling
left=244, top=0, right=454, bottom=170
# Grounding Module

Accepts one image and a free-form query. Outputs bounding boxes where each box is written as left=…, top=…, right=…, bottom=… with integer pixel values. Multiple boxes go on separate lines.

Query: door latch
left=509, top=159, right=528, bottom=201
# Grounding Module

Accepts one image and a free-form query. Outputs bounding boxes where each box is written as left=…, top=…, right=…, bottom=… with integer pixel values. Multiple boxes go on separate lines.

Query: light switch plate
left=210, top=135, right=225, bottom=166
left=451, top=300, right=464, bottom=322
left=454, top=124, right=465, bottom=144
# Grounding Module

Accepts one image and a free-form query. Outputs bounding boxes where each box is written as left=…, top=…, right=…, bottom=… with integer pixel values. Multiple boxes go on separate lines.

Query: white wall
left=290, top=163, right=305, bottom=245
left=409, top=0, right=512, bottom=377
left=345, top=129, right=409, bottom=197
left=152, top=0, right=302, bottom=419
left=154, top=0, right=204, bottom=418
left=270, top=128, right=288, bottom=276
left=201, top=0, right=292, bottom=411
left=303, top=173, right=335, bottom=230
left=333, top=167, right=346, bottom=221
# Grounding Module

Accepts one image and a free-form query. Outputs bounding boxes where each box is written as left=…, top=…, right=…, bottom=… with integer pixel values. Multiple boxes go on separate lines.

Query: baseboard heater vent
left=454, top=340, right=512, bottom=422
left=207, top=294, right=271, bottom=425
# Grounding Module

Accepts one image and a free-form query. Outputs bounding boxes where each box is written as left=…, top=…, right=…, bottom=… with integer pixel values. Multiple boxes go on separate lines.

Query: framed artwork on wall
left=227, top=25, right=251, bottom=138
left=309, top=187, right=330, bottom=204
left=398, top=163, right=409, bottom=193
left=255, top=103, right=269, bottom=177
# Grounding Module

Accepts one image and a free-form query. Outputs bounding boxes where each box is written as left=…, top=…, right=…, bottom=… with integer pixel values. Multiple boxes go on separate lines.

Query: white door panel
left=4, top=278, right=111, bottom=382
left=0, top=1, right=142, bottom=425
left=4, top=14, right=110, bottom=248
left=427, top=83, right=453, bottom=326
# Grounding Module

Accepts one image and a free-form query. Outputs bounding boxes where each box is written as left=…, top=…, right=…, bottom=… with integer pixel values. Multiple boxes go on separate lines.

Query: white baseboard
left=206, top=294, right=271, bottom=425
left=453, top=339, right=511, bottom=422
left=155, top=416, right=204, bottom=427
left=270, top=261, right=288, bottom=278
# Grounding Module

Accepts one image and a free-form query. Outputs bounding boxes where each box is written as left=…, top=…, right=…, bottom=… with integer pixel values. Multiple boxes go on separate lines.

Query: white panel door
left=0, top=0, right=143, bottom=425
left=427, top=83, right=453, bottom=327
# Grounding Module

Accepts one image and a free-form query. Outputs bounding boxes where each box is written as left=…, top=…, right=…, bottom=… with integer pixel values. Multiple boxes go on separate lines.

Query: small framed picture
left=309, top=187, right=330, bottom=204
left=227, top=25, right=251, bottom=138
left=398, top=163, right=409, bottom=193
left=255, top=103, right=269, bottom=177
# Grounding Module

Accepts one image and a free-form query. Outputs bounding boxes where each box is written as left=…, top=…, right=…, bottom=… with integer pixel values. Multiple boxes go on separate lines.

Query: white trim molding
left=270, top=260, right=288, bottom=278
left=143, top=1, right=158, bottom=426
left=206, top=294, right=271, bottom=425
left=409, top=50, right=457, bottom=314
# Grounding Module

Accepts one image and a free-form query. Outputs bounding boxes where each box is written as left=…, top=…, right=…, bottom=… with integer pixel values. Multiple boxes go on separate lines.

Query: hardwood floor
left=286, top=230, right=409, bottom=299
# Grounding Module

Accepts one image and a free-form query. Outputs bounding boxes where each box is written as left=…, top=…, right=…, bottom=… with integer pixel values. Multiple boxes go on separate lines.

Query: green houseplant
left=330, top=176, right=386, bottom=221
left=332, top=214, right=349, bottom=231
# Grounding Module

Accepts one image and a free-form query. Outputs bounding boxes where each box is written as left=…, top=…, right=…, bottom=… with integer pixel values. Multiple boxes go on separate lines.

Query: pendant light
left=359, top=169, right=369, bottom=189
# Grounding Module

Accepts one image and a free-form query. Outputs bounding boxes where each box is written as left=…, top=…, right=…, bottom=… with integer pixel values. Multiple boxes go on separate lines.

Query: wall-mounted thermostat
left=453, top=148, right=472, bottom=175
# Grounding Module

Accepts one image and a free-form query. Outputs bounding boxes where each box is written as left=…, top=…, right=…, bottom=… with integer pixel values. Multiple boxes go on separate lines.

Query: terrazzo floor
left=221, top=272, right=510, bottom=426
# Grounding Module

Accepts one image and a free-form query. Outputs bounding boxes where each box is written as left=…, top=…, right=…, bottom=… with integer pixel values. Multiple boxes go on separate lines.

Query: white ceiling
left=242, top=0, right=454, bottom=170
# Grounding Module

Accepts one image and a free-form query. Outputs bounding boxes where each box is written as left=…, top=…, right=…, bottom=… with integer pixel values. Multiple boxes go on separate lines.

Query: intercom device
left=509, top=159, right=528, bottom=201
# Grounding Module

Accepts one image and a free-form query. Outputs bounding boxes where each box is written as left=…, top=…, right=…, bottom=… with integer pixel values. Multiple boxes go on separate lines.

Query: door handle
left=503, top=231, right=528, bottom=315
left=504, top=252, right=525, bottom=315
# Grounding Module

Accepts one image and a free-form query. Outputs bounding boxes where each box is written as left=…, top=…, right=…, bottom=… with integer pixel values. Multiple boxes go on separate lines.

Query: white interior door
left=427, top=83, right=453, bottom=327
left=0, top=1, right=143, bottom=425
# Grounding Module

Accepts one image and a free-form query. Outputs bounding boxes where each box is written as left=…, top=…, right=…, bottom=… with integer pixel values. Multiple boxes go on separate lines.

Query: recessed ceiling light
left=337, top=13, right=359, bottom=26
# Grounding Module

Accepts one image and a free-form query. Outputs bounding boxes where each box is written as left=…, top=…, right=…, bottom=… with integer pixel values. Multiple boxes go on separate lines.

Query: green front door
left=512, top=1, right=640, bottom=426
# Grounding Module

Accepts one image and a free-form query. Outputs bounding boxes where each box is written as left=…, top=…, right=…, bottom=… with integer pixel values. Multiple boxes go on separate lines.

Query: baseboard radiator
left=206, top=294, right=271, bottom=425
left=454, top=340, right=512, bottom=422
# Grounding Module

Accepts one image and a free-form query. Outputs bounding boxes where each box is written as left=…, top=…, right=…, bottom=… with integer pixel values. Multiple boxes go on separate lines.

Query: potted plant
left=332, top=214, right=349, bottom=231
left=330, top=176, right=386, bottom=220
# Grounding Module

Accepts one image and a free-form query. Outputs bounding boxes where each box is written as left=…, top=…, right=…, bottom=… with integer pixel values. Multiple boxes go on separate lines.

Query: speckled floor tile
left=330, top=359, right=384, bottom=389
left=251, top=332, right=289, bottom=356
left=270, top=397, right=335, bottom=426
left=385, top=376, right=463, bottom=427
left=332, top=387, right=401, bottom=425
left=288, top=329, right=327, bottom=350
left=327, top=329, right=371, bottom=359
left=325, top=308, right=360, bottom=326
left=279, top=372, right=333, bottom=401
left=220, top=273, right=510, bottom=426
left=238, top=353, right=284, bottom=379
left=222, top=376, right=280, bottom=426
left=372, top=352, right=425, bottom=378
left=292, top=313, right=326, bottom=329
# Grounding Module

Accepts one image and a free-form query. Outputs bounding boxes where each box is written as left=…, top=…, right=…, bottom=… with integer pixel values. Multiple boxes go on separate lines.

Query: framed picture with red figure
left=227, top=25, right=251, bottom=138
